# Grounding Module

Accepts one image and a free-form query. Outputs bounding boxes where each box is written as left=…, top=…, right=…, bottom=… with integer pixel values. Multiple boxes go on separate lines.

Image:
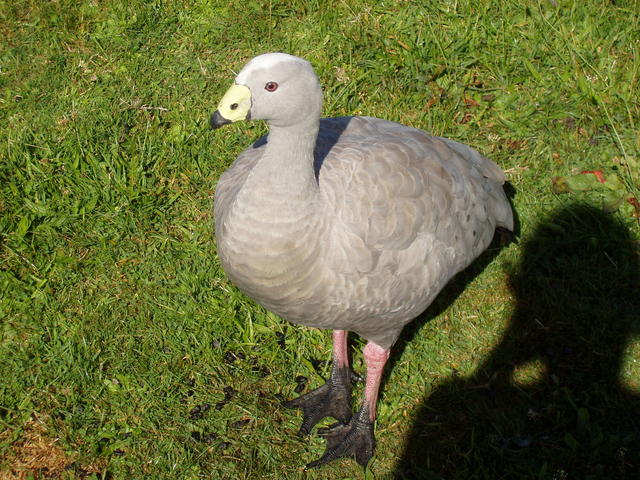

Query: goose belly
left=217, top=216, right=463, bottom=337
left=216, top=211, right=328, bottom=321
left=318, top=238, right=456, bottom=329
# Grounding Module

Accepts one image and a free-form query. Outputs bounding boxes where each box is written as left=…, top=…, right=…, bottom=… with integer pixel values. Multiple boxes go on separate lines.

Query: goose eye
left=264, top=81, right=278, bottom=92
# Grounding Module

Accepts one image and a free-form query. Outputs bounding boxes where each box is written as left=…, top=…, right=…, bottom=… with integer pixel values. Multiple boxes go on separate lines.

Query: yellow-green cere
left=217, top=84, right=252, bottom=123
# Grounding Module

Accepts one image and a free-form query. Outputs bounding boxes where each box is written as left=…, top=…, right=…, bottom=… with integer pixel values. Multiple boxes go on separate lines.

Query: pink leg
left=306, top=340, right=389, bottom=468
left=332, top=330, right=349, bottom=369
left=362, top=341, right=390, bottom=421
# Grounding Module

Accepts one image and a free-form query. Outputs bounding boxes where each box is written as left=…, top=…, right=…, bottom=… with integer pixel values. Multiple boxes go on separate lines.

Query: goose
left=210, top=53, right=514, bottom=468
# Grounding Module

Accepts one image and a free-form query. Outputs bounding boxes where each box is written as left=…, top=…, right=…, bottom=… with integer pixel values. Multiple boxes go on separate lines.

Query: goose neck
left=265, top=121, right=318, bottom=159
left=256, top=121, right=319, bottom=193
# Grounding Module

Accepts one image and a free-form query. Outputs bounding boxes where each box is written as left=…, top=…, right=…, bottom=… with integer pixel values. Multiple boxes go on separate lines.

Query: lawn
left=1, top=0, right=639, bottom=479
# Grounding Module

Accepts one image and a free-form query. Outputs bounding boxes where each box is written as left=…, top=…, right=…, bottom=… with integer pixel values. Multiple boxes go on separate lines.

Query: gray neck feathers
left=232, top=118, right=320, bottom=222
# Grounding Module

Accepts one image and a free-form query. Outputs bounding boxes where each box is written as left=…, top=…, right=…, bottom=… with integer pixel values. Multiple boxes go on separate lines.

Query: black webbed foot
left=306, top=407, right=375, bottom=468
left=284, top=365, right=352, bottom=435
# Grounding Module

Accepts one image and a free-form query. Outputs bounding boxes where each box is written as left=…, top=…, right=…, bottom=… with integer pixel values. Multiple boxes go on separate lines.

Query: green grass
left=1, top=0, right=639, bottom=478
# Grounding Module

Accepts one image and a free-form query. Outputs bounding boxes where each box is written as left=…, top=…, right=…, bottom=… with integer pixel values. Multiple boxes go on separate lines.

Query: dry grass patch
left=0, top=414, right=103, bottom=480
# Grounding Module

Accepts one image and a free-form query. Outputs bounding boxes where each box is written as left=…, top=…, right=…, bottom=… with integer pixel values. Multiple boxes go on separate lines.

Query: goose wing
left=317, top=117, right=512, bottom=274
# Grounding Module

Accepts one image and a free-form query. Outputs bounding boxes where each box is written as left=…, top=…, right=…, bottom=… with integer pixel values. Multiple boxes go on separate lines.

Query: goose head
left=211, top=53, right=323, bottom=130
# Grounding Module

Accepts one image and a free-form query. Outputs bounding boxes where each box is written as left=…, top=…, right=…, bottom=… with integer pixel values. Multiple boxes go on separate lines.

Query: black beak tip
left=210, top=110, right=231, bottom=130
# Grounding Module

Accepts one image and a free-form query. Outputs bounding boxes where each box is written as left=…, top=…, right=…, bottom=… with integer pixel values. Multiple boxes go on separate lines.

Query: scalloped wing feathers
left=317, top=117, right=512, bottom=275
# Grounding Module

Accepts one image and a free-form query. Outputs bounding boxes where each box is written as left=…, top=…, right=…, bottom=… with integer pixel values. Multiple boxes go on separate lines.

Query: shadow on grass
left=393, top=204, right=640, bottom=479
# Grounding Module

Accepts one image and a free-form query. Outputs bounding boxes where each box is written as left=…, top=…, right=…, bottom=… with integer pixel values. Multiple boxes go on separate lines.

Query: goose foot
left=284, top=365, right=352, bottom=435
left=306, top=408, right=375, bottom=468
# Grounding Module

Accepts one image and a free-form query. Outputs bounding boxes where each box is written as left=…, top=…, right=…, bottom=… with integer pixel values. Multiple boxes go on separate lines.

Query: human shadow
left=394, top=204, right=640, bottom=479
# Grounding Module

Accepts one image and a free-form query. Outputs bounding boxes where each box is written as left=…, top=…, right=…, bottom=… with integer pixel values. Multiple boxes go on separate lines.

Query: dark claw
left=306, top=407, right=375, bottom=468
left=350, top=371, right=364, bottom=383
left=284, top=365, right=352, bottom=435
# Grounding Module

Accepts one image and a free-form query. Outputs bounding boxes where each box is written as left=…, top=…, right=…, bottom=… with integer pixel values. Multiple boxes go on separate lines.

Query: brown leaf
left=627, top=197, right=640, bottom=218
left=464, top=97, right=480, bottom=108
left=580, top=170, right=606, bottom=184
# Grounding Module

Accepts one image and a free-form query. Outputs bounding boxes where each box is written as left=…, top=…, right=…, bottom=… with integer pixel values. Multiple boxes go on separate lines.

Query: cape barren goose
left=210, top=53, right=514, bottom=467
